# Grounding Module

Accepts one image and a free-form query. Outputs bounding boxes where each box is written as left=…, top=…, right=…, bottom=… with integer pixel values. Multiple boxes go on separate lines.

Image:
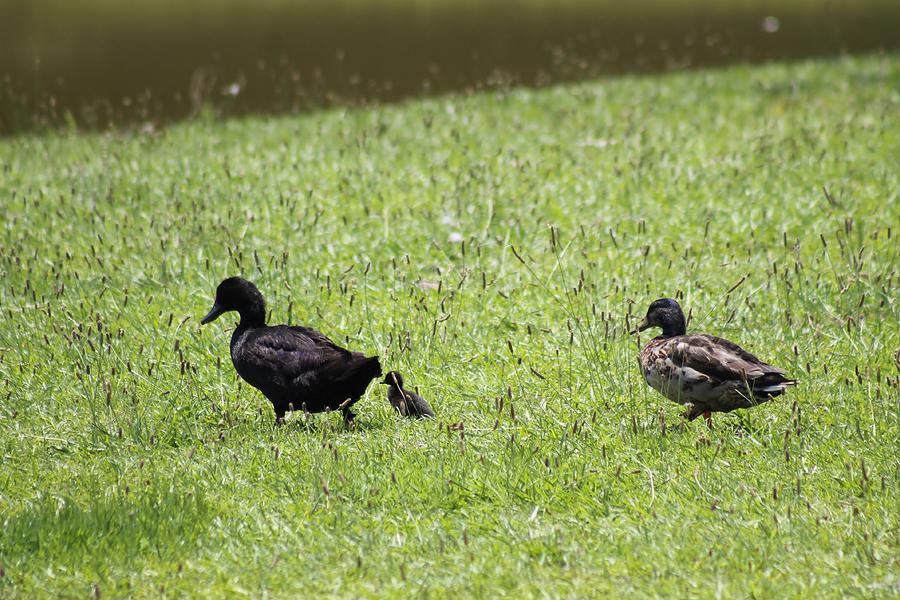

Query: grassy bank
left=0, top=54, right=898, bottom=597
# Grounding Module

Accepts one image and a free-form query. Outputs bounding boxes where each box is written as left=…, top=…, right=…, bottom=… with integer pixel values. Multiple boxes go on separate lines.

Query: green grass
left=1, top=54, right=898, bottom=597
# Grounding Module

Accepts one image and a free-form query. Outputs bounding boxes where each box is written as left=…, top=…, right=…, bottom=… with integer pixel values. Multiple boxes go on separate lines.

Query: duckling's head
left=633, top=298, right=686, bottom=337
left=380, top=371, right=404, bottom=388
left=201, top=277, right=266, bottom=326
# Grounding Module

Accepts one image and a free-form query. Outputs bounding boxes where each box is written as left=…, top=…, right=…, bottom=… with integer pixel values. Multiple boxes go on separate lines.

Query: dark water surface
left=2, top=0, right=899, bottom=134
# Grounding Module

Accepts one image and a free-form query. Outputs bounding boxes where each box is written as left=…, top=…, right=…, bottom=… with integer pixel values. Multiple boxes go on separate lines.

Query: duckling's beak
left=630, top=317, right=650, bottom=335
left=201, top=302, right=225, bottom=325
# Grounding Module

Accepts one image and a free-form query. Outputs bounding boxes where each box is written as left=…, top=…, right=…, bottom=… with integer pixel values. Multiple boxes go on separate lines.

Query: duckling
left=380, top=371, right=434, bottom=419
left=201, top=277, right=382, bottom=424
left=632, top=298, right=797, bottom=426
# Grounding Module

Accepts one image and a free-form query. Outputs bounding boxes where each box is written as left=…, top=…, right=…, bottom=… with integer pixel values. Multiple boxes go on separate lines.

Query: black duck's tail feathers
left=363, top=355, right=382, bottom=380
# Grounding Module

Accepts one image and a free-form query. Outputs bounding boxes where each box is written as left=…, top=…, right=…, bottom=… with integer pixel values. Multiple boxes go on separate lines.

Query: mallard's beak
left=201, top=302, right=225, bottom=325
left=630, top=317, right=650, bottom=335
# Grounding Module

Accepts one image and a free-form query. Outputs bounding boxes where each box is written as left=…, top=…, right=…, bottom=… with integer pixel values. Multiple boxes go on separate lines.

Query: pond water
left=1, top=0, right=898, bottom=134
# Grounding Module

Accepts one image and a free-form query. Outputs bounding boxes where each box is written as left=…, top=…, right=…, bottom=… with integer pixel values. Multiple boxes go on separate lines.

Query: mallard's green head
left=633, top=298, right=686, bottom=337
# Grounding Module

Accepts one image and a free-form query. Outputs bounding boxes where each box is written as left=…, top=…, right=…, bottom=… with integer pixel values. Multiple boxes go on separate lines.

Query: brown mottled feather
left=634, top=298, right=797, bottom=420
left=668, top=334, right=786, bottom=383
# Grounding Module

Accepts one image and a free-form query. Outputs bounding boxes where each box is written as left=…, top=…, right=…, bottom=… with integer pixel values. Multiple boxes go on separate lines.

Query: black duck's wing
left=288, top=325, right=352, bottom=354
left=285, top=325, right=381, bottom=387
left=670, top=334, right=785, bottom=384
left=409, top=392, right=435, bottom=418
left=238, top=326, right=348, bottom=388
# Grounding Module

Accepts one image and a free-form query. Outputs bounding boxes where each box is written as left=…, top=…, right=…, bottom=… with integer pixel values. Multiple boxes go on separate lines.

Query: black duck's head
left=380, top=371, right=404, bottom=388
left=201, top=277, right=266, bottom=326
left=632, top=298, right=687, bottom=337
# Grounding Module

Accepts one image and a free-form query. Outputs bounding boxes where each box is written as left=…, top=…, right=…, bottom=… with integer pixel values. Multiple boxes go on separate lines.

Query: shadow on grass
left=1, top=487, right=210, bottom=571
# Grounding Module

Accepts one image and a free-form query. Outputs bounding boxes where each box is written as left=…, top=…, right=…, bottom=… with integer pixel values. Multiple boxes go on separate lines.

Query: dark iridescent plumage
left=380, top=371, right=434, bottom=419
left=633, top=298, right=797, bottom=425
left=202, top=277, right=381, bottom=424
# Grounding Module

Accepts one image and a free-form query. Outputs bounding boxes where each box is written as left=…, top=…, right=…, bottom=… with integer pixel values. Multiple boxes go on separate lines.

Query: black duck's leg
left=703, top=411, right=713, bottom=429
left=274, top=404, right=287, bottom=426
left=338, top=396, right=358, bottom=427
left=681, top=407, right=700, bottom=421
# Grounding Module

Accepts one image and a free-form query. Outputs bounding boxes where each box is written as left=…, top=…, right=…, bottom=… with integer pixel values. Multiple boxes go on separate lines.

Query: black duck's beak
left=201, top=302, right=226, bottom=325
left=631, top=317, right=650, bottom=335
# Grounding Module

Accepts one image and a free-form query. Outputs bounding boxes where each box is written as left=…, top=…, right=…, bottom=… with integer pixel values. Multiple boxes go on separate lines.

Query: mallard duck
left=380, top=371, right=435, bottom=419
left=632, top=298, right=797, bottom=426
left=201, top=277, right=382, bottom=424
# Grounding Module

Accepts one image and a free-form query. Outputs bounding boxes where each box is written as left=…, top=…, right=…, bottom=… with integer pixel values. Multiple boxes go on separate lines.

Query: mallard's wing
left=669, top=334, right=795, bottom=392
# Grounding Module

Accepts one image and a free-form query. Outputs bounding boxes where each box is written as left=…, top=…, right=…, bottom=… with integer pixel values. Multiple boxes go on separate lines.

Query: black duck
left=201, top=277, right=382, bottom=424
left=381, top=371, right=435, bottom=419
left=633, top=298, right=797, bottom=426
